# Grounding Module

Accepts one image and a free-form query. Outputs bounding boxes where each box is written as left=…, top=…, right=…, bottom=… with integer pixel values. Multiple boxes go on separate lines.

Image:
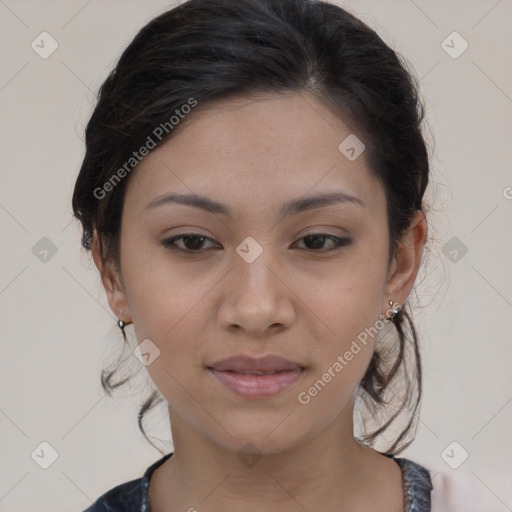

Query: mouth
left=206, top=354, right=306, bottom=399
left=208, top=354, right=305, bottom=373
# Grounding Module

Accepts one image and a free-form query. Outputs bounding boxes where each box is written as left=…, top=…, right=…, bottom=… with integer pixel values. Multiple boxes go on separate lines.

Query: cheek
left=300, top=244, right=388, bottom=396
left=120, top=247, right=218, bottom=390
left=296, top=343, right=374, bottom=420
left=303, top=299, right=379, bottom=407
left=308, top=255, right=388, bottom=343
left=120, top=236, right=210, bottom=339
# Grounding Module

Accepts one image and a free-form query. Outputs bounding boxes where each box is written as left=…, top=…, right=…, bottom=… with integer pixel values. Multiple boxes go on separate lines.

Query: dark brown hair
left=72, top=0, right=430, bottom=454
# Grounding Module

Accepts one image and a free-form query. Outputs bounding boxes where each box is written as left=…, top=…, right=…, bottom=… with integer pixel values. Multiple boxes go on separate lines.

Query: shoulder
left=82, top=452, right=173, bottom=512
left=82, top=477, right=144, bottom=512
left=393, top=457, right=432, bottom=511
left=431, top=471, right=510, bottom=512
left=391, top=455, right=512, bottom=512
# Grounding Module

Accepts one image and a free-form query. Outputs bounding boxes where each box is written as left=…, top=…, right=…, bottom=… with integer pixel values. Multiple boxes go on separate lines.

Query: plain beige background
left=1, top=0, right=511, bottom=510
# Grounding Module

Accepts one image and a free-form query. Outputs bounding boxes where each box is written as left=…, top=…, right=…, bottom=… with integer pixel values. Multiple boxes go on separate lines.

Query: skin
left=93, top=91, right=427, bottom=512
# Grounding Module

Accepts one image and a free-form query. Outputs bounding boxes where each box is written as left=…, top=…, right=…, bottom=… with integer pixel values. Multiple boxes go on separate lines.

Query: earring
left=117, top=309, right=129, bottom=342
left=387, top=300, right=402, bottom=321
left=118, top=309, right=126, bottom=330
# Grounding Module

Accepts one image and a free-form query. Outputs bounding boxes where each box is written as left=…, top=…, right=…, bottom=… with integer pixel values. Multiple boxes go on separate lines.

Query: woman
left=73, top=0, right=447, bottom=509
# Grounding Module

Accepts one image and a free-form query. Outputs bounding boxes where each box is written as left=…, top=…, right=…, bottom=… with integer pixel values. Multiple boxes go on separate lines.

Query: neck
left=148, top=402, right=403, bottom=512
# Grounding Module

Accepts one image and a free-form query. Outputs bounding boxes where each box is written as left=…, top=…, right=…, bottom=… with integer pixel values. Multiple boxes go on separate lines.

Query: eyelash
left=162, top=233, right=352, bottom=253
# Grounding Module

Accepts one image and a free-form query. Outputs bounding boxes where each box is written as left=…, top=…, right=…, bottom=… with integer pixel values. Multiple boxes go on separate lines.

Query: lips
left=207, top=354, right=305, bottom=373
left=207, top=354, right=305, bottom=399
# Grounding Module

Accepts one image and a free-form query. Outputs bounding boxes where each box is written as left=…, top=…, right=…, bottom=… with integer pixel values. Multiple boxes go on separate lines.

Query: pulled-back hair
left=72, top=0, right=430, bottom=454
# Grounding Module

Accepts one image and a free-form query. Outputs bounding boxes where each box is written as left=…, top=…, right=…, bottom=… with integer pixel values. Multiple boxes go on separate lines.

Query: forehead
left=124, top=92, right=385, bottom=218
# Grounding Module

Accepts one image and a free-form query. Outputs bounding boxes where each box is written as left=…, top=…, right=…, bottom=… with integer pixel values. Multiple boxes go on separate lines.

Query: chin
left=205, top=413, right=315, bottom=456
left=219, top=435, right=303, bottom=457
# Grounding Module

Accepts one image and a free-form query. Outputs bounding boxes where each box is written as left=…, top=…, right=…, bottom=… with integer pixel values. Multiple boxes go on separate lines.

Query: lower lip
left=208, top=368, right=304, bottom=399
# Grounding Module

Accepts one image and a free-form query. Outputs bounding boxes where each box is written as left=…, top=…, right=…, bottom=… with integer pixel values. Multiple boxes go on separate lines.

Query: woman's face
left=100, top=92, right=420, bottom=454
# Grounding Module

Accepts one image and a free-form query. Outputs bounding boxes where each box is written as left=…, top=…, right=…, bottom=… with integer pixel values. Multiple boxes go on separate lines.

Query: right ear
left=92, top=229, right=131, bottom=323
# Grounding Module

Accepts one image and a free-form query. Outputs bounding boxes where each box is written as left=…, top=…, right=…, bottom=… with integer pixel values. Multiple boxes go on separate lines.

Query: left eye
left=294, top=234, right=351, bottom=251
left=162, top=233, right=351, bottom=253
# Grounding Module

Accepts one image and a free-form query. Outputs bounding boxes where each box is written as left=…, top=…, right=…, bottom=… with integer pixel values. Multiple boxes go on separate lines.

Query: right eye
left=162, top=233, right=221, bottom=253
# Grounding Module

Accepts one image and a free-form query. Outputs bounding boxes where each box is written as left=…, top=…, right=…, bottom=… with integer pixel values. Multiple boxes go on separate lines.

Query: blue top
left=83, top=452, right=432, bottom=511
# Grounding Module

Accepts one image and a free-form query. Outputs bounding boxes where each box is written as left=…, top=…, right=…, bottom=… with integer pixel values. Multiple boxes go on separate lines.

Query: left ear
left=383, top=210, right=427, bottom=310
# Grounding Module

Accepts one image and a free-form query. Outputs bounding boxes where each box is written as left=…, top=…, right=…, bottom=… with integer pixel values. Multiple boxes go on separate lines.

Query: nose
left=217, top=246, right=295, bottom=336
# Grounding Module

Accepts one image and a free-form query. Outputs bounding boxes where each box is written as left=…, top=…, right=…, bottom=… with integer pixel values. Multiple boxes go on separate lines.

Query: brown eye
left=162, top=233, right=351, bottom=254
left=294, top=234, right=352, bottom=252
left=162, top=234, right=219, bottom=252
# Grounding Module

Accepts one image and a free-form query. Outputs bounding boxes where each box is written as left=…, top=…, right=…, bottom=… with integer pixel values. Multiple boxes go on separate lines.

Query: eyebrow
left=145, top=191, right=364, bottom=218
